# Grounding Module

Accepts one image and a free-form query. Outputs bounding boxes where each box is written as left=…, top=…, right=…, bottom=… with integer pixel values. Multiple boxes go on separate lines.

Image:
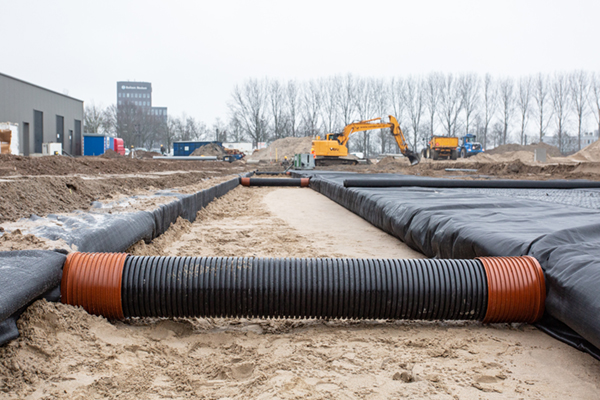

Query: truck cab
left=458, top=134, right=484, bottom=158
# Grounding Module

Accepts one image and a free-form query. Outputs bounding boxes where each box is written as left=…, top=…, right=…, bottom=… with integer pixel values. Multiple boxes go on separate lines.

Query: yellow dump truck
left=422, top=136, right=459, bottom=160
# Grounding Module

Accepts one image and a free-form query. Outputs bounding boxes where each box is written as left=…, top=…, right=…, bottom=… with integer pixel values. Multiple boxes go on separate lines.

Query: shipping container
left=83, top=135, right=126, bottom=156
left=173, top=141, right=223, bottom=156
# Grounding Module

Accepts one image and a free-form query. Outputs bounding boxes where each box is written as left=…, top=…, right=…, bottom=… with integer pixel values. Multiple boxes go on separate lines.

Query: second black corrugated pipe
left=343, top=177, right=600, bottom=189
left=62, top=254, right=545, bottom=323
left=241, top=177, right=309, bottom=187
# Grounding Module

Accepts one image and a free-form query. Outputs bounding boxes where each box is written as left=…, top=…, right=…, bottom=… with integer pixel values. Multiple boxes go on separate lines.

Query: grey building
left=117, top=81, right=152, bottom=109
left=0, top=72, right=84, bottom=156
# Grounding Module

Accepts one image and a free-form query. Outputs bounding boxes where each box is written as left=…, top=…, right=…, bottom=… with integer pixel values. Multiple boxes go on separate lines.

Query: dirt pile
left=0, top=154, right=251, bottom=177
left=132, top=150, right=161, bottom=159
left=486, top=142, right=562, bottom=157
left=248, top=137, right=312, bottom=161
left=571, top=140, right=600, bottom=162
left=190, top=143, right=226, bottom=157
left=99, top=149, right=122, bottom=159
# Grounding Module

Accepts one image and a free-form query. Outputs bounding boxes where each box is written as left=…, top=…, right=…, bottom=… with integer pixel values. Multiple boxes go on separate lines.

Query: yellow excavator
left=311, top=115, right=420, bottom=166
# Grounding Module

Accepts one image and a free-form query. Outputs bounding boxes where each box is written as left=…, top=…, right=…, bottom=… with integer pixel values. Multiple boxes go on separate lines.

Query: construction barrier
left=61, top=253, right=545, bottom=323
left=240, top=177, right=310, bottom=187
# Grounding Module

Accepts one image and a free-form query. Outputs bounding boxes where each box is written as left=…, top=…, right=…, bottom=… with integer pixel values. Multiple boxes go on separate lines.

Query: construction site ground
left=1, top=150, right=600, bottom=398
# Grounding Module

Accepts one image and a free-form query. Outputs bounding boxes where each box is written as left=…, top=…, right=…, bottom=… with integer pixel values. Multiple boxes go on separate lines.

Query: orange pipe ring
left=300, top=178, right=310, bottom=187
left=61, top=252, right=127, bottom=319
left=477, top=256, right=546, bottom=323
left=240, top=177, right=250, bottom=186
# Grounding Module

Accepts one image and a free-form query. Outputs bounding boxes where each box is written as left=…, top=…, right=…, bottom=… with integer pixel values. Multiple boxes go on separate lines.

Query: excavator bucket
left=404, top=150, right=420, bottom=166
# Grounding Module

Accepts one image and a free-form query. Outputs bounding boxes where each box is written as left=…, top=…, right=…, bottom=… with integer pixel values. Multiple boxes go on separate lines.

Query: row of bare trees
left=84, top=103, right=229, bottom=150
left=228, top=72, right=600, bottom=155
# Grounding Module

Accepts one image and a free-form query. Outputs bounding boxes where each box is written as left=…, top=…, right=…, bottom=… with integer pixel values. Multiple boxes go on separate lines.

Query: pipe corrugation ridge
left=61, top=252, right=127, bottom=319
left=478, top=256, right=545, bottom=323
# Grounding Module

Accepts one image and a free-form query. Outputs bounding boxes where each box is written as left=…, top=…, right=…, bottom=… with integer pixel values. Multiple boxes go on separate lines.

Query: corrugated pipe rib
left=240, top=177, right=310, bottom=187
left=61, top=253, right=544, bottom=323
left=343, top=178, right=600, bottom=189
left=254, top=171, right=292, bottom=176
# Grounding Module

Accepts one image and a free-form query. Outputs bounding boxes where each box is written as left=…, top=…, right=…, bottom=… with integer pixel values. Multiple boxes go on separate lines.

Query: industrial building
left=0, top=72, right=84, bottom=156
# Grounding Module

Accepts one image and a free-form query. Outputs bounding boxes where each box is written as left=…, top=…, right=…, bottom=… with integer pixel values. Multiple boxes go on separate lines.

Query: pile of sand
left=486, top=142, right=562, bottom=157
left=191, top=143, right=226, bottom=157
left=571, top=140, right=600, bottom=162
left=247, top=137, right=313, bottom=161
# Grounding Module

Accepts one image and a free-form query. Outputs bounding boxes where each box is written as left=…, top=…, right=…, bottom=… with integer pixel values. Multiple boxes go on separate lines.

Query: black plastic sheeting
left=295, top=171, right=600, bottom=359
left=121, top=256, right=488, bottom=320
left=0, top=175, right=247, bottom=346
left=0, top=251, right=66, bottom=344
left=343, top=177, right=600, bottom=189
left=26, top=175, right=245, bottom=253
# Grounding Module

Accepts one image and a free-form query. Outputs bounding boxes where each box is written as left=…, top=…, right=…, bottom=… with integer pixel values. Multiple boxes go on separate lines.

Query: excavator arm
left=333, top=115, right=420, bottom=165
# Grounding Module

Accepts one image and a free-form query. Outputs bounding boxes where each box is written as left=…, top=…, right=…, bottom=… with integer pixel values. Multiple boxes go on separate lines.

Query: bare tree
left=498, top=77, right=515, bottom=145
left=460, top=73, right=480, bottom=137
left=320, top=77, right=341, bottom=134
left=337, top=73, right=357, bottom=126
left=228, top=79, right=269, bottom=145
left=285, top=80, right=301, bottom=137
left=353, top=77, right=376, bottom=156
left=405, top=75, right=425, bottom=149
left=439, top=73, right=463, bottom=137
left=550, top=73, right=571, bottom=153
left=300, top=80, right=322, bottom=136
left=589, top=72, right=600, bottom=138
left=516, top=76, right=532, bottom=145
left=532, top=73, right=552, bottom=142
left=570, top=70, right=589, bottom=150
left=480, top=74, right=496, bottom=148
left=84, top=103, right=108, bottom=134
left=425, top=72, right=443, bottom=136
left=371, top=79, right=390, bottom=154
left=268, top=79, right=286, bottom=140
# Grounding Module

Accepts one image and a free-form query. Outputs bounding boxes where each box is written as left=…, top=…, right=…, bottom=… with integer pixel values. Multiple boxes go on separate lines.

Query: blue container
left=83, top=135, right=111, bottom=156
left=173, top=141, right=223, bottom=157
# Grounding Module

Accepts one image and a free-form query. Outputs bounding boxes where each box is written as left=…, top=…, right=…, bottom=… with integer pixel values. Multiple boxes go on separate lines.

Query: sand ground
left=1, top=187, right=600, bottom=399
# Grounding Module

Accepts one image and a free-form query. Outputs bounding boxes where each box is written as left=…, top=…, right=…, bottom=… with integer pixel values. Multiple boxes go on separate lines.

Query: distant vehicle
left=457, top=134, right=484, bottom=158
left=422, top=136, right=459, bottom=160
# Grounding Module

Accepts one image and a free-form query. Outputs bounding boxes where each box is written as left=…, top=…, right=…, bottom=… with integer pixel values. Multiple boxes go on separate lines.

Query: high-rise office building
left=116, top=81, right=152, bottom=109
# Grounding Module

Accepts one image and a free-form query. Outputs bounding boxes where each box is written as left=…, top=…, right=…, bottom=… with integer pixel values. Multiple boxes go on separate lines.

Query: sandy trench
left=1, top=186, right=600, bottom=399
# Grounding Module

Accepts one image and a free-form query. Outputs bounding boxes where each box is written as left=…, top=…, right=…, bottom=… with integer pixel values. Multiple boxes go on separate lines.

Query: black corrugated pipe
left=343, top=178, right=600, bottom=189
left=255, top=171, right=292, bottom=176
left=62, top=253, right=545, bottom=323
left=241, top=177, right=309, bottom=187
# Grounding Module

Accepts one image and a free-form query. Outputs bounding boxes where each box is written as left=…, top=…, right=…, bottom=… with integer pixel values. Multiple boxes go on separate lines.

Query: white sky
left=1, top=0, right=599, bottom=125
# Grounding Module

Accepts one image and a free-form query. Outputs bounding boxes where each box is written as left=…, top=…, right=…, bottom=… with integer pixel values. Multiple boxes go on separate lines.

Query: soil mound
left=571, top=140, right=600, bottom=162
left=190, top=143, right=226, bottom=157
left=486, top=142, right=561, bottom=157
left=248, top=137, right=312, bottom=161
left=100, top=149, right=122, bottom=159
left=133, top=150, right=161, bottom=159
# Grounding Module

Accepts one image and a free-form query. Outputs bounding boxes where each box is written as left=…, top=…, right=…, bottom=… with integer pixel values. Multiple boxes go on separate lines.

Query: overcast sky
left=1, top=0, right=599, bottom=124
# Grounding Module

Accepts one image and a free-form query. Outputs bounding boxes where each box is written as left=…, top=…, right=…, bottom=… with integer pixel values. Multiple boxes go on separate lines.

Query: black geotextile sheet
left=0, top=251, right=66, bottom=344
left=28, top=175, right=243, bottom=252
left=295, top=171, right=600, bottom=359
left=0, top=175, right=245, bottom=345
